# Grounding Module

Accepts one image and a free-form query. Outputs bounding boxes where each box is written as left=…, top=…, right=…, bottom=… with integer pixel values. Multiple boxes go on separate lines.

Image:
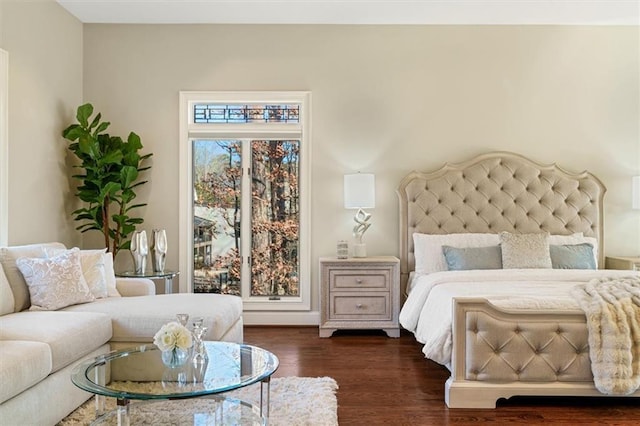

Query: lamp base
left=353, top=243, right=367, bottom=258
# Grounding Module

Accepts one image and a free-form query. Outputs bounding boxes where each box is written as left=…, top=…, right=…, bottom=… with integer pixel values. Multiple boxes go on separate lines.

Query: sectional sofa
left=0, top=242, right=243, bottom=425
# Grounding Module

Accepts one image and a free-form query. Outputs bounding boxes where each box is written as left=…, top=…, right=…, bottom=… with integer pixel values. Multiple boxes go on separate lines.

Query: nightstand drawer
left=329, top=269, right=390, bottom=290
left=330, top=293, right=390, bottom=319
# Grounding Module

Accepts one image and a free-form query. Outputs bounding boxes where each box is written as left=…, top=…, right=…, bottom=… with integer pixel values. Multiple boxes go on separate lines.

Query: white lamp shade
left=344, top=173, right=375, bottom=209
left=633, top=176, right=640, bottom=210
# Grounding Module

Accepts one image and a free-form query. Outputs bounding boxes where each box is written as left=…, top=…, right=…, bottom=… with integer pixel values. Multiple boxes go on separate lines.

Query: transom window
left=194, top=104, right=300, bottom=124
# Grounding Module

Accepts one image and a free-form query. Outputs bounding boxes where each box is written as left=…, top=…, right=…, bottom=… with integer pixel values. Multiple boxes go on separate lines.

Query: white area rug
left=59, top=376, right=338, bottom=425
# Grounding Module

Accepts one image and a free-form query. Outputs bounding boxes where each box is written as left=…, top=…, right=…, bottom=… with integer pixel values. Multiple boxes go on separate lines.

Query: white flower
left=153, top=321, right=193, bottom=352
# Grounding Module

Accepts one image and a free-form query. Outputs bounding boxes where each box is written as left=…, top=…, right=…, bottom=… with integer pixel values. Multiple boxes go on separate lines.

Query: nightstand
left=319, top=256, right=400, bottom=338
left=605, top=256, right=640, bottom=271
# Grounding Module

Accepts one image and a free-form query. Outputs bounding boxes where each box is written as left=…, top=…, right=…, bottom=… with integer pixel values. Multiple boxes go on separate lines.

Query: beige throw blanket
left=571, top=276, right=640, bottom=395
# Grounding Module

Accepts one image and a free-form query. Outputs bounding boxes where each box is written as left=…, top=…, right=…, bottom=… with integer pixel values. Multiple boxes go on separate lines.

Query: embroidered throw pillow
left=45, top=247, right=112, bottom=298
left=499, top=232, right=552, bottom=269
left=16, top=248, right=95, bottom=310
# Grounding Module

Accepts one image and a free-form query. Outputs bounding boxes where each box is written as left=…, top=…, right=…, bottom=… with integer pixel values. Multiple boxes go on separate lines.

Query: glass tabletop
left=115, top=270, right=179, bottom=279
left=71, top=342, right=279, bottom=400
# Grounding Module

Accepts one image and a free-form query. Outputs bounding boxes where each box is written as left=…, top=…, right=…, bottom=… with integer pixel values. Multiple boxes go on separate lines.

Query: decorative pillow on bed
left=499, top=232, right=552, bottom=269
left=16, top=248, right=95, bottom=311
left=413, top=233, right=500, bottom=274
left=442, top=245, right=502, bottom=270
left=548, top=233, right=599, bottom=267
left=549, top=243, right=596, bottom=269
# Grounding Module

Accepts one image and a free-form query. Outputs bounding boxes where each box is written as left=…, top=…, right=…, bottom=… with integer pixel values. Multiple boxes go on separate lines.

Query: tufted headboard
left=396, top=152, right=606, bottom=295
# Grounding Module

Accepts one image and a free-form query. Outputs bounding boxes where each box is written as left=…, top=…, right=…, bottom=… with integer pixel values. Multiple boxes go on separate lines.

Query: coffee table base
left=90, top=396, right=265, bottom=425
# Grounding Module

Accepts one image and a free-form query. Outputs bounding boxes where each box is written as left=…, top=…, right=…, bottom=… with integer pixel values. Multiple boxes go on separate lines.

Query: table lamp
left=344, top=173, right=375, bottom=257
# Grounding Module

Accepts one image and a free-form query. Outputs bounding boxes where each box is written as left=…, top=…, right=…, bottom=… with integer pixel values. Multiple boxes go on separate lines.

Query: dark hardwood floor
left=244, top=326, right=640, bottom=425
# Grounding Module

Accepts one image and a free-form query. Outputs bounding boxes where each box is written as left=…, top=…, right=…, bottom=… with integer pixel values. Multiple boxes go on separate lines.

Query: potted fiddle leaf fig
left=62, top=103, right=152, bottom=258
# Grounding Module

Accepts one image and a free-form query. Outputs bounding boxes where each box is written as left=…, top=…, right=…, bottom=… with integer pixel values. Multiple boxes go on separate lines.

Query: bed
left=397, top=151, right=640, bottom=408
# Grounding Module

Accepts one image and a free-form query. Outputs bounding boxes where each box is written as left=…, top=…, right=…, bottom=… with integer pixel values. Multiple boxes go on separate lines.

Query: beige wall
left=2, top=18, right=637, bottom=314
left=82, top=24, right=639, bottom=314
left=1, top=0, right=83, bottom=246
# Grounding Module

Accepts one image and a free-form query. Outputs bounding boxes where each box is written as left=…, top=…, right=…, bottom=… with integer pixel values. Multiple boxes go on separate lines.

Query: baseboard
left=242, top=310, right=320, bottom=326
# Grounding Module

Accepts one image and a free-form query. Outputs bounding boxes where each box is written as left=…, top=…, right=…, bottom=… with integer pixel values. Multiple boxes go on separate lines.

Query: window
left=180, top=92, right=311, bottom=312
left=0, top=49, right=8, bottom=246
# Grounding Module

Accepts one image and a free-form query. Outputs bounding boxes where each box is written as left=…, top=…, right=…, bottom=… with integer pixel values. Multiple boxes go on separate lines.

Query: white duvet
left=399, top=269, right=640, bottom=366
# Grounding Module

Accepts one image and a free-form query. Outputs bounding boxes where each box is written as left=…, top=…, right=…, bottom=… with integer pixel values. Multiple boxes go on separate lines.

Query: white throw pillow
left=103, top=251, right=121, bottom=297
left=78, top=249, right=108, bottom=298
left=500, top=232, right=552, bottom=269
left=413, top=233, right=500, bottom=274
left=16, top=248, right=95, bottom=310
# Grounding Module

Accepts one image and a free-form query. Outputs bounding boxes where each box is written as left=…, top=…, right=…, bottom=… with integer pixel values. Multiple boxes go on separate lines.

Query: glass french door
left=192, top=139, right=300, bottom=299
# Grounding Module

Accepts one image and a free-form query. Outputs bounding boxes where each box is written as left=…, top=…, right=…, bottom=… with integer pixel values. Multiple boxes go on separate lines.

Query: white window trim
left=0, top=49, right=8, bottom=246
left=179, top=91, right=311, bottom=311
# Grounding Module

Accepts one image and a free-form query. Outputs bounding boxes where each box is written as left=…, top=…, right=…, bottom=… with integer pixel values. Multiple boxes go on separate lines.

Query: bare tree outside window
left=193, top=139, right=300, bottom=298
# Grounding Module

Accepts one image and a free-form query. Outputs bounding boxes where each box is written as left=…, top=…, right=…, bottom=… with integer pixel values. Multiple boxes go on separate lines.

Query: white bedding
left=399, top=269, right=640, bottom=366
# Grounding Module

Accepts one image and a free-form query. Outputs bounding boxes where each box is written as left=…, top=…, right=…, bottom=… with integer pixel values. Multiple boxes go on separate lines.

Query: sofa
left=0, top=242, right=243, bottom=425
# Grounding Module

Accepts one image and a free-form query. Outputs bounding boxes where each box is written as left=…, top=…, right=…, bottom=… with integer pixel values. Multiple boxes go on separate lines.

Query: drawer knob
left=356, top=303, right=363, bottom=309
left=356, top=279, right=363, bottom=284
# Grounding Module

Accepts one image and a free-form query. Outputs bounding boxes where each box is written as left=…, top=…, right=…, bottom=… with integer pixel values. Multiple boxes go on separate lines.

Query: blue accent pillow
left=549, top=243, right=596, bottom=269
left=442, top=245, right=503, bottom=271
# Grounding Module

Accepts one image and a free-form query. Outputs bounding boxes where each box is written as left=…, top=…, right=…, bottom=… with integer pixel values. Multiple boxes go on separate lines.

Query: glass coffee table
left=71, top=342, right=279, bottom=426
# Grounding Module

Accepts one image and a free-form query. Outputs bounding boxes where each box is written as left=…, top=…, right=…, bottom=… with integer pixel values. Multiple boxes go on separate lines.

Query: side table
left=319, top=256, right=400, bottom=338
left=605, top=256, right=640, bottom=271
left=116, top=270, right=180, bottom=294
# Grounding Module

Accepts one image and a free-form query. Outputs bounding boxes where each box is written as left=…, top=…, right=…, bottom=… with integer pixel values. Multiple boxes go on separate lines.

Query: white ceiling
left=56, top=1, right=640, bottom=25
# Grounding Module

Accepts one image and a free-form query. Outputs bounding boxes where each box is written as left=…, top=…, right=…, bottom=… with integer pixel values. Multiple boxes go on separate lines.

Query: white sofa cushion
left=16, top=249, right=95, bottom=311
left=0, top=340, right=52, bottom=404
left=0, top=242, right=66, bottom=312
left=64, top=293, right=243, bottom=343
left=0, top=311, right=111, bottom=372
left=0, top=264, right=14, bottom=316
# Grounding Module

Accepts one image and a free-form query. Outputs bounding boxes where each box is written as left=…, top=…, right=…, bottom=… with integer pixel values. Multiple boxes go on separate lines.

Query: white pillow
left=103, top=251, right=121, bottom=297
left=45, top=247, right=109, bottom=299
left=413, top=233, right=500, bottom=274
left=16, top=248, right=95, bottom=310
left=78, top=249, right=108, bottom=298
left=500, top=232, right=552, bottom=269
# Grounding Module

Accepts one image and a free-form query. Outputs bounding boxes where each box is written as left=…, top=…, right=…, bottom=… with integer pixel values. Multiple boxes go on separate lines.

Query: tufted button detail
left=515, top=368, right=522, bottom=375
left=514, top=327, right=520, bottom=334
left=494, top=349, right=500, bottom=354
left=556, top=328, right=562, bottom=334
